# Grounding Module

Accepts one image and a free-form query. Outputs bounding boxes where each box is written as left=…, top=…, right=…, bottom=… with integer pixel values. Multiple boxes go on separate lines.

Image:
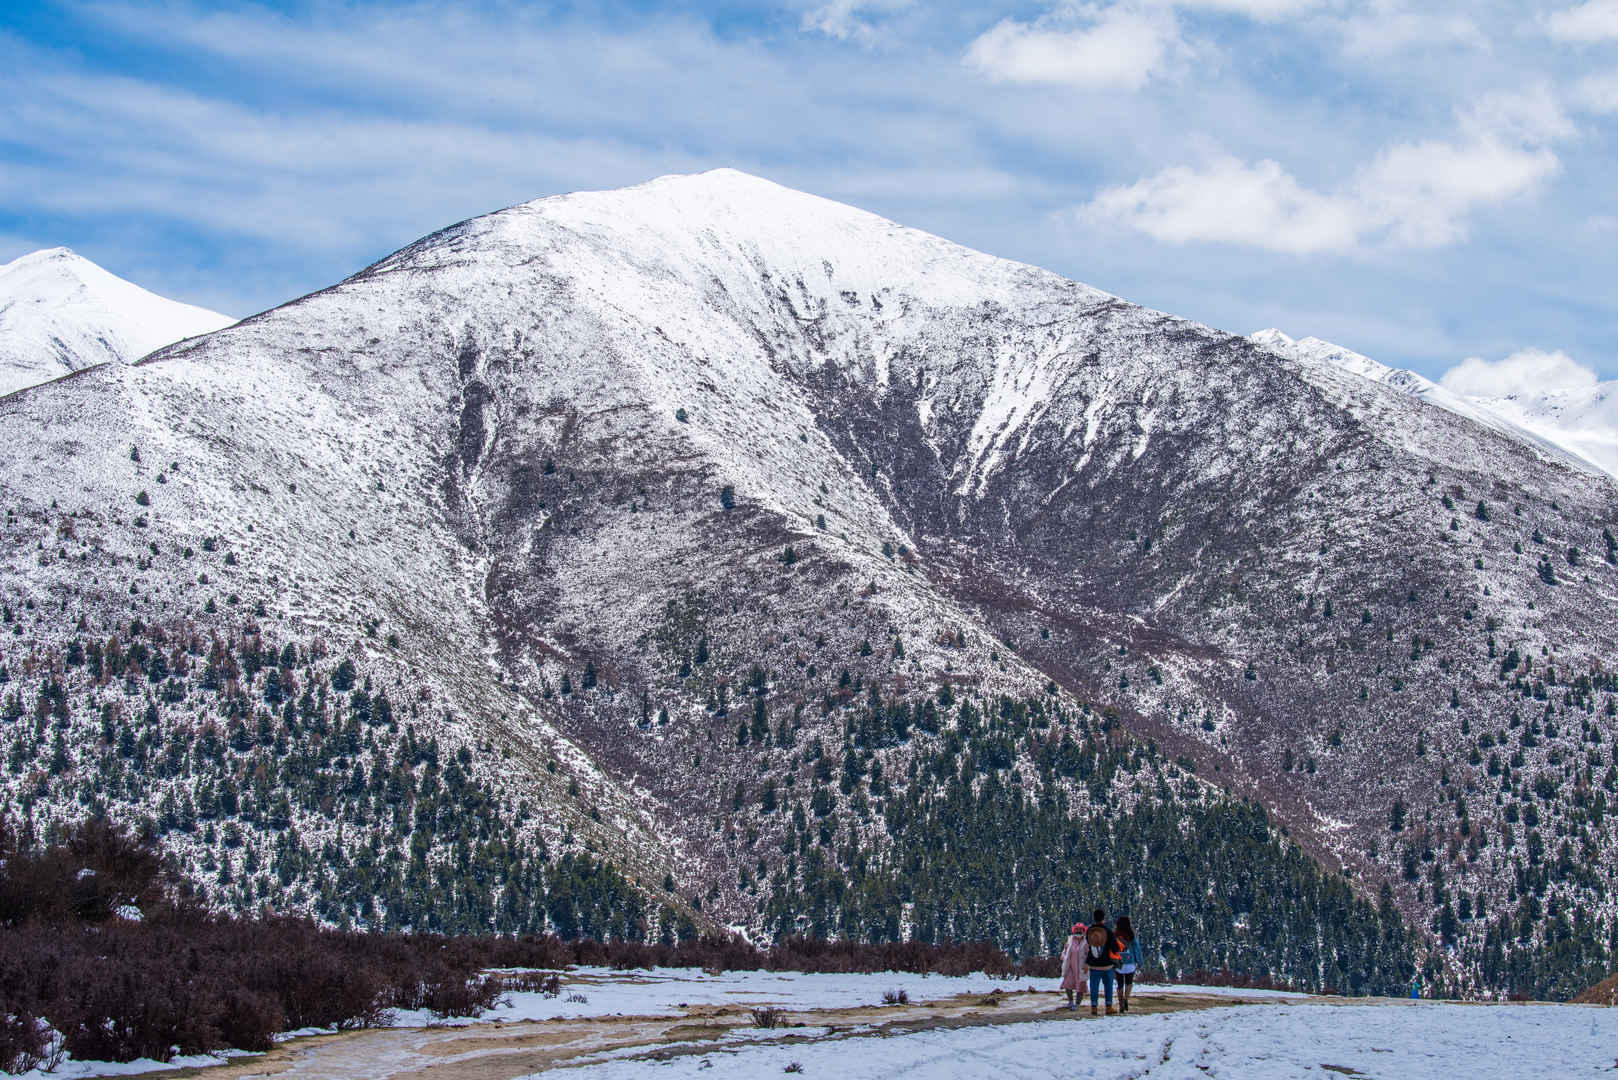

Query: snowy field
left=389, top=966, right=1302, bottom=1027
left=565, top=998, right=1618, bottom=1079
left=391, top=966, right=1049, bottom=1025
left=11, top=968, right=1612, bottom=1079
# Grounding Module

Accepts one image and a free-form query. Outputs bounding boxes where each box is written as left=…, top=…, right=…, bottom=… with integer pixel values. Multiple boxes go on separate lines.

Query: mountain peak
left=519, top=167, right=881, bottom=227
left=1, top=246, right=98, bottom=287
left=0, top=248, right=234, bottom=396
left=3, top=245, right=79, bottom=266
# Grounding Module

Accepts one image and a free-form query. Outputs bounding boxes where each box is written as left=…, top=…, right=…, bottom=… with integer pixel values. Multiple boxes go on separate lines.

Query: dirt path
left=117, top=988, right=1343, bottom=1080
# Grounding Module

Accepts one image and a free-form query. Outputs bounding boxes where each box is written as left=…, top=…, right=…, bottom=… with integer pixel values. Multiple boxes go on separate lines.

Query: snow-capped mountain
left=1250, top=328, right=1602, bottom=475
left=1466, top=385, right=1618, bottom=480
left=0, top=247, right=234, bottom=397
left=3, top=171, right=1616, bottom=996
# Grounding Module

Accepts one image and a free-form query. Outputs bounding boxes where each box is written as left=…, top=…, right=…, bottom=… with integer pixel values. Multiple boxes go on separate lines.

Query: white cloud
left=1079, top=156, right=1362, bottom=253
left=1333, top=10, right=1486, bottom=57
left=1356, top=137, right=1560, bottom=248
left=1573, top=71, right=1618, bottom=112
left=1077, top=89, right=1569, bottom=253
left=963, top=5, right=1189, bottom=91
left=800, top=0, right=911, bottom=44
left=1545, top=0, right=1618, bottom=42
left=1440, top=349, right=1599, bottom=398
left=1460, top=85, right=1575, bottom=144
left=1173, top=0, right=1327, bottom=20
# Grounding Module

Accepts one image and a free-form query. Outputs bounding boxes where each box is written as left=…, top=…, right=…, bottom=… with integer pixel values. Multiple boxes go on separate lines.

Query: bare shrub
left=425, top=974, right=506, bottom=1019
left=1571, top=973, right=1618, bottom=1006
left=0, top=1012, right=50, bottom=1074
left=750, top=1006, right=785, bottom=1028
left=881, top=988, right=909, bottom=1006
left=498, top=971, right=563, bottom=995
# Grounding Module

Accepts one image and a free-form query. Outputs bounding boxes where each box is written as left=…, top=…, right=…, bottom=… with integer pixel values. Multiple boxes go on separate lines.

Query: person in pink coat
left=1059, top=922, right=1087, bottom=1010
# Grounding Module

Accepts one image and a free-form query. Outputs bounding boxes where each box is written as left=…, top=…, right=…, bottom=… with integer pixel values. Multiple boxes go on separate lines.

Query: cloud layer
left=1545, top=0, right=1618, bottom=42
left=1440, top=349, right=1600, bottom=398
left=1076, top=88, right=1570, bottom=253
left=964, top=6, right=1188, bottom=90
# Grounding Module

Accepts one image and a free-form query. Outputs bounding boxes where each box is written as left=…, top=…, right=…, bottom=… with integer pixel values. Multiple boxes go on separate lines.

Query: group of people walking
left=1059, top=910, right=1141, bottom=1015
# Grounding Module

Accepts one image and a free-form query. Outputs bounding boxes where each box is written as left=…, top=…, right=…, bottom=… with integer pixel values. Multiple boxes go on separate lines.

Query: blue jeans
left=1089, top=968, right=1114, bottom=1007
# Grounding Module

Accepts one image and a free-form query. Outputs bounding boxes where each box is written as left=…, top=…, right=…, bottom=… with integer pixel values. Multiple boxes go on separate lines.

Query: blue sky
left=3, top=0, right=1617, bottom=391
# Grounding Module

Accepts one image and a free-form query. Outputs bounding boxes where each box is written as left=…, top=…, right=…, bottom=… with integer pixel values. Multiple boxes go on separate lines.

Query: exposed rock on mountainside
left=0, top=247, right=234, bottom=397
left=3, top=171, right=1616, bottom=996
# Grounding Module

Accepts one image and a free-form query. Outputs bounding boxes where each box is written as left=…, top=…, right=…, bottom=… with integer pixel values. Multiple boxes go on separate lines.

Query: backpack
left=1116, top=935, right=1139, bottom=973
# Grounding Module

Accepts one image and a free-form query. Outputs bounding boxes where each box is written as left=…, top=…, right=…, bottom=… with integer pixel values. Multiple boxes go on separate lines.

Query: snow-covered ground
left=1, top=968, right=1302, bottom=1078
left=566, top=997, right=1618, bottom=1079
left=7, top=1049, right=255, bottom=1080
left=389, top=966, right=1308, bottom=1027
left=390, top=966, right=1049, bottom=1025
left=7, top=967, right=1606, bottom=1079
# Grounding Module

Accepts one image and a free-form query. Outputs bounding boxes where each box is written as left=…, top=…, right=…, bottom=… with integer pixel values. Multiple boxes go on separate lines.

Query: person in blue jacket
left=1114, top=916, right=1142, bottom=1013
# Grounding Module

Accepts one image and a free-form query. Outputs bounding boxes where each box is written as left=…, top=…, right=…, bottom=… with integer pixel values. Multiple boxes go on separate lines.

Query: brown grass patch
left=1572, top=973, right=1618, bottom=1006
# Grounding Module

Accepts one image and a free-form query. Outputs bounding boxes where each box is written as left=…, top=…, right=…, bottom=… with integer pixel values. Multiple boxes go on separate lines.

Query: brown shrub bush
left=0, top=814, right=1076, bottom=1068
left=1571, top=973, right=1618, bottom=1006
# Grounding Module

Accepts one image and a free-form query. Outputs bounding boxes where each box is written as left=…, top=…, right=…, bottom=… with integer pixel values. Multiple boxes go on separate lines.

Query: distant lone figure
left=1081, top=908, right=1120, bottom=1016
left=1114, top=915, right=1141, bottom=1013
left=1059, top=922, right=1087, bottom=1010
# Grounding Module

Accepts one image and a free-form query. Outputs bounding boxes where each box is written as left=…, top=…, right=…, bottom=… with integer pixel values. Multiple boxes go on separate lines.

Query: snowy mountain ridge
left=4, top=170, right=1618, bottom=995
left=1468, top=384, right=1618, bottom=481
left=0, top=246, right=234, bottom=398
left=1250, top=327, right=1615, bottom=478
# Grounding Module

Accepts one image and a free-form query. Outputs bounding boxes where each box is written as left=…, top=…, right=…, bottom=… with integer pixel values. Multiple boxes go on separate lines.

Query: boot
left=1120, top=999, right=1129, bottom=1013
left=1090, top=1005, right=1099, bottom=1016
left=1106, top=1005, right=1116, bottom=1015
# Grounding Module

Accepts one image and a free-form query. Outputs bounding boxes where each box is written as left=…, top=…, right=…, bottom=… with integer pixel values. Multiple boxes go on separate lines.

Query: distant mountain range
left=2, top=172, right=1615, bottom=998
left=1251, top=328, right=1618, bottom=480
left=0, top=247, right=233, bottom=397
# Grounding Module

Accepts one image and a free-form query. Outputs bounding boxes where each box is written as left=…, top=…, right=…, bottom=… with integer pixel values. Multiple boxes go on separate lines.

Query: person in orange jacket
left=1114, top=915, right=1142, bottom=1013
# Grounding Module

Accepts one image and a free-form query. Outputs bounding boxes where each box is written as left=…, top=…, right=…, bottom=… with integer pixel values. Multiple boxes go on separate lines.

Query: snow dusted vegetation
left=4, top=168, right=1618, bottom=1014
left=0, top=248, right=233, bottom=398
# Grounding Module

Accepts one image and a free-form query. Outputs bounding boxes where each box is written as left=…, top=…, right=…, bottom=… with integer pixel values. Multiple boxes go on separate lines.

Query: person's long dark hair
left=1115, top=915, right=1134, bottom=944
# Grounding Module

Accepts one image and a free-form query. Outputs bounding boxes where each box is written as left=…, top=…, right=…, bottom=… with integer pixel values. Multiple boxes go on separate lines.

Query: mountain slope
left=2, top=171, right=1615, bottom=996
left=1250, top=328, right=1602, bottom=475
left=0, top=247, right=235, bottom=397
